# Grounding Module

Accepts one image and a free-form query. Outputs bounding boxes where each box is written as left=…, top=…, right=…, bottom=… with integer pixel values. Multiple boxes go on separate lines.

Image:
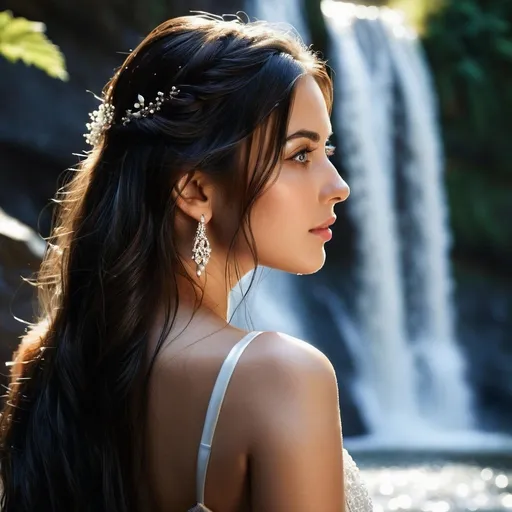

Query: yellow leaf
left=388, top=0, right=445, bottom=34
left=0, top=10, right=68, bottom=81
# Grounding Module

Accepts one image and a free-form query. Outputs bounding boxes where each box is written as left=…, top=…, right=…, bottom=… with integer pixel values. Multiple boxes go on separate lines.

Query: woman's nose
left=334, top=176, right=350, bottom=203
left=323, top=162, right=350, bottom=204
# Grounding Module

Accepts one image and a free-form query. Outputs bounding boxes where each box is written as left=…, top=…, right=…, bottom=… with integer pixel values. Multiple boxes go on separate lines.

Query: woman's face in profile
left=248, top=74, right=350, bottom=276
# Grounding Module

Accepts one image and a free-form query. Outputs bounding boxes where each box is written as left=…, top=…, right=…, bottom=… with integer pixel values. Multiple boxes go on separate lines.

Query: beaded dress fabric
left=343, top=447, right=374, bottom=512
left=187, top=447, right=373, bottom=512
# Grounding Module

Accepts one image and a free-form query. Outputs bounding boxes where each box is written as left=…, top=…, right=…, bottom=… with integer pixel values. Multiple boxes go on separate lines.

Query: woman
left=0, top=13, right=373, bottom=512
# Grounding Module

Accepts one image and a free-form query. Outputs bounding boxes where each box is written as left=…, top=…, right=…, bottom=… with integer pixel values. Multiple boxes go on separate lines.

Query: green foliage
left=0, top=10, right=68, bottom=80
left=424, top=0, right=512, bottom=143
left=422, top=0, right=512, bottom=266
left=446, top=167, right=511, bottom=263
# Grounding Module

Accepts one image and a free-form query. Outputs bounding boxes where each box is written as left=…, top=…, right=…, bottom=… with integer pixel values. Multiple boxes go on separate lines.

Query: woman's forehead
left=286, top=75, right=332, bottom=139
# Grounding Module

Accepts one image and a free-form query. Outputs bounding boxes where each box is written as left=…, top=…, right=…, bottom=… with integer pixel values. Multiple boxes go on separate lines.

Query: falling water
left=382, top=18, right=473, bottom=429
left=322, top=1, right=420, bottom=433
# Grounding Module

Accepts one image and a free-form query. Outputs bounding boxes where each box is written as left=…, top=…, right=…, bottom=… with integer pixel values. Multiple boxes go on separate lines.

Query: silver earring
left=192, top=214, right=211, bottom=277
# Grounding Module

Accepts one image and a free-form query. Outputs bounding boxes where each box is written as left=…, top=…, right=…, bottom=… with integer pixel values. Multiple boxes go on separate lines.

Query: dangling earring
left=192, top=214, right=211, bottom=277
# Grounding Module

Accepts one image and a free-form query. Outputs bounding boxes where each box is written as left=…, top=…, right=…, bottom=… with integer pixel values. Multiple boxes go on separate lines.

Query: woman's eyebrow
left=286, top=129, right=319, bottom=142
left=285, top=129, right=333, bottom=142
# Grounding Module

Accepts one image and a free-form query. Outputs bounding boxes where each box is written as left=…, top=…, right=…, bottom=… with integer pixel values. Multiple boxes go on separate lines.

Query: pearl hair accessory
left=84, top=99, right=115, bottom=147
left=83, top=86, right=180, bottom=146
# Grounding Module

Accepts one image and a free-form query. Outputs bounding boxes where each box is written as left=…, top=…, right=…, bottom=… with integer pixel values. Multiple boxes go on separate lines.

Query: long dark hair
left=0, top=14, right=333, bottom=512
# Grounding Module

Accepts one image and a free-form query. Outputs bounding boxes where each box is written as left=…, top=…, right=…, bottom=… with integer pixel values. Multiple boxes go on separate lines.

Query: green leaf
left=456, top=58, right=485, bottom=83
left=495, top=38, right=512, bottom=60
left=0, top=10, right=68, bottom=81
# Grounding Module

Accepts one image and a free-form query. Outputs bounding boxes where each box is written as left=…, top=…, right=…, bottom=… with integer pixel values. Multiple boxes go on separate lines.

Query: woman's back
left=146, top=322, right=346, bottom=512
left=146, top=323, right=255, bottom=511
left=146, top=320, right=373, bottom=512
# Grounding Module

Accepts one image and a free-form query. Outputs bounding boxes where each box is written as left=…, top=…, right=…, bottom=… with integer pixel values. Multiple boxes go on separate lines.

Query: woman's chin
left=261, top=247, right=327, bottom=276
left=287, top=252, right=327, bottom=276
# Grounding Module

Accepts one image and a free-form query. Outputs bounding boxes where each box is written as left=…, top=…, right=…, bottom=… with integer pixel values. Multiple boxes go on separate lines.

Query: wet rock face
left=454, top=269, right=512, bottom=433
left=0, top=210, right=45, bottom=364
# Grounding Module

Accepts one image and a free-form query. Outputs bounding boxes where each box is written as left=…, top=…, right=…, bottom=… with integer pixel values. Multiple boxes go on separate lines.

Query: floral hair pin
left=84, top=86, right=180, bottom=146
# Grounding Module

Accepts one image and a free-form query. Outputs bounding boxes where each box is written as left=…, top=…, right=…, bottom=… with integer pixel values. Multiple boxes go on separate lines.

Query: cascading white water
left=382, top=19, right=473, bottom=429
left=322, top=1, right=420, bottom=433
left=237, top=0, right=475, bottom=443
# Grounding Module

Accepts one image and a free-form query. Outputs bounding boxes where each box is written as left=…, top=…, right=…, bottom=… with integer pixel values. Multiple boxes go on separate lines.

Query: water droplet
left=456, top=483, right=470, bottom=497
left=481, top=468, right=493, bottom=481
left=379, top=483, right=394, bottom=496
left=397, top=494, right=413, bottom=509
left=502, top=494, right=512, bottom=508
left=496, top=474, right=509, bottom=489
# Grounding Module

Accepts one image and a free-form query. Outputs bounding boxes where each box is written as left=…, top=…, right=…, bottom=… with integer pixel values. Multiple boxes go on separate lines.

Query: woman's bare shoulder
left=237, top=331, right=339, bottom=422
left=245, top=331, right=336, bottom=379
left=238, top=332, right=344, bottom=511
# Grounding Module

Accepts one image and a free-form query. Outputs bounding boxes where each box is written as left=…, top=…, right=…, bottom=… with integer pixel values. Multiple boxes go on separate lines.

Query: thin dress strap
left=195, top=331, right=263, bottom=506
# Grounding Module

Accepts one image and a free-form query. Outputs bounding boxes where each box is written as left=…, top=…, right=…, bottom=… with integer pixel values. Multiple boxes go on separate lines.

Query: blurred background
left=1, top=0, right=511, bottom=510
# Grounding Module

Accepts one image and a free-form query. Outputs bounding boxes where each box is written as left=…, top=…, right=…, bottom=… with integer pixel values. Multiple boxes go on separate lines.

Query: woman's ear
left=173, top=171, right=213, bottom=223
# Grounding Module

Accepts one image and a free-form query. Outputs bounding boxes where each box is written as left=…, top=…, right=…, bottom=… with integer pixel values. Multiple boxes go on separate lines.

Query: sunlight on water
left=358, top=459, right=512, bottom=512
left=348, top=437, right=512, bottom=511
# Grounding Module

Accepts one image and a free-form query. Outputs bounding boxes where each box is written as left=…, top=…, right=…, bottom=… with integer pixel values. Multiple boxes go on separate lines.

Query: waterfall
left=381, top=17, right=473, bottom=429
left=322, top=2, right=420, bottom=433
left=322, top=1, right=474, bottom=436
left=240, top=0, right=475, bottom=443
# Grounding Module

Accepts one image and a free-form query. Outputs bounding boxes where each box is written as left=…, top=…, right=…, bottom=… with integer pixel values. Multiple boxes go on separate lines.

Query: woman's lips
left=309, top=227, right=333, bottom=241
left=309, top=215, right=336, bottom=242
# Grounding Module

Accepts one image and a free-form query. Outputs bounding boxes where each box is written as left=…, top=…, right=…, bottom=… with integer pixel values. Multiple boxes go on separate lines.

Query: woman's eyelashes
left=290, top=142, right=337, bottom=165
left=292, top=148, right=313, bottom=165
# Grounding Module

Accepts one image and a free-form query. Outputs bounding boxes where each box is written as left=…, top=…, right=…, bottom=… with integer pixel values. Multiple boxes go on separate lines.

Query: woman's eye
left=291, top=143, right=336, bottom=165
left=293, top=149, right=311, bottom=164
